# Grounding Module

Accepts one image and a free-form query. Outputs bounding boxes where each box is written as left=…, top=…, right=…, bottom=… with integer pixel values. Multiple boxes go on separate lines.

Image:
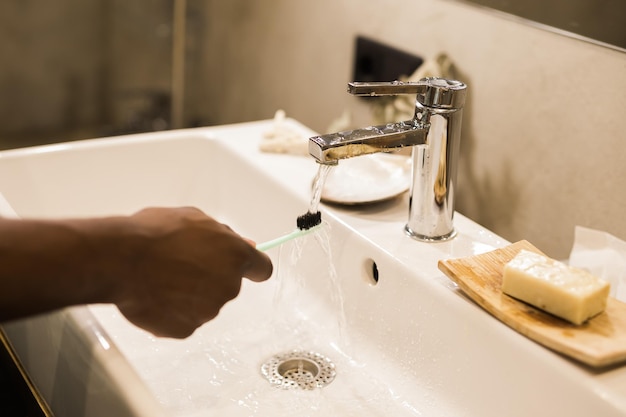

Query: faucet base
left=404, top=225, right=457, bottom=242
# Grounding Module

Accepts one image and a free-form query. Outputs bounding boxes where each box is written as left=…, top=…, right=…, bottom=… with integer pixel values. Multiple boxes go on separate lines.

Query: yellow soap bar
left=502, top=250, right=610, bottom=325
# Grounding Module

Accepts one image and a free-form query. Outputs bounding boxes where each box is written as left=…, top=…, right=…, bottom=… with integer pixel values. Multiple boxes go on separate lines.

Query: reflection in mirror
left=451, top=0, right=626, bottom=53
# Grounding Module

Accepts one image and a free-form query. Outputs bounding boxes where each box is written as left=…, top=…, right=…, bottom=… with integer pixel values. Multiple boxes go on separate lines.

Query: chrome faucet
left=308, top=78, right=467, bottom=241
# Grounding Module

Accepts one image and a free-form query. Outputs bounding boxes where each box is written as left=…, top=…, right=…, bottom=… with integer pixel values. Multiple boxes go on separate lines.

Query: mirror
left=453, top=0, right=626, bottom=53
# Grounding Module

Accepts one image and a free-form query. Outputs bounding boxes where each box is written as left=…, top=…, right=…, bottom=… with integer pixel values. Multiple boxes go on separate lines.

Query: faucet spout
left=307, top=77, right=467, bottom=242
left=308, top=120, right=427, bottom=164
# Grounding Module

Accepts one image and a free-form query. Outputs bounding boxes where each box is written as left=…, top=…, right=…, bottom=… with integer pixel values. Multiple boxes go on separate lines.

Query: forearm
left=0, top=207, right=273, bottom=338
left=0, top=217, right=128, bottom=321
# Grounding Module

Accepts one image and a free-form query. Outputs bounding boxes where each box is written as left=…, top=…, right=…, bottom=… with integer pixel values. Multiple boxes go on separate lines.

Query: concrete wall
left=0, top=1, right=106, bottom=136
left=0, top=0, right=174, bottom=145
left=196, top=0, right=626, bottom=259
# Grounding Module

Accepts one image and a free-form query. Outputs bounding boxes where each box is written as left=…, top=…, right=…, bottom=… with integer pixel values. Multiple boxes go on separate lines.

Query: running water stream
left=309, top=163, right=334, bottom=214
left=271, top=162, right=348, bottom=348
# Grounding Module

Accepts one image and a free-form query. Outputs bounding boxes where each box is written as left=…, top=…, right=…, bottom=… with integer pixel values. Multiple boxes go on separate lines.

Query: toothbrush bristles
left=297, top=211, right=322, bottom=230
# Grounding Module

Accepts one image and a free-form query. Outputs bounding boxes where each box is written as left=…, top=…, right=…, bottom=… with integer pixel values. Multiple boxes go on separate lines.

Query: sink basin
left=1, top=119, right=626, bottom=416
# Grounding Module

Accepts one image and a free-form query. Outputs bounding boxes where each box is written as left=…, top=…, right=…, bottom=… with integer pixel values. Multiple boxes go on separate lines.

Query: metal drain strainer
left=261, top=350, right=336, bottom=390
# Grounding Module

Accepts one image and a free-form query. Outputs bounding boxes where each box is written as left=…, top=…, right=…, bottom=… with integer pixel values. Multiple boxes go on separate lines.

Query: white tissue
left=259, top=110, right=309, bottom=156
left=568, top=226, right=626, bottom=302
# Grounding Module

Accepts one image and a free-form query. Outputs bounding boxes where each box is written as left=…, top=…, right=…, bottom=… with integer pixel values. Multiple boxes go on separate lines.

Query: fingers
left=117, top=303, right=201, bottom=339
left=138, top=205, right=273, bottom=282
left=122, top=206, right=274, bottom=338
left=242, top=246, right=273, bottom=282
left=192, top=209, right=272, bottom=283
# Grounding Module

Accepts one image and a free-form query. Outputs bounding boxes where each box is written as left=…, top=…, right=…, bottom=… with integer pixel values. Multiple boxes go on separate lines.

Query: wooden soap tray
left=438, top=240, right=626, bottom=368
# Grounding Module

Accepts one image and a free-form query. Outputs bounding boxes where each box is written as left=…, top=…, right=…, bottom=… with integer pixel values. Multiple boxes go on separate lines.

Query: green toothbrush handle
left=256, top=225, right=321, bottom=252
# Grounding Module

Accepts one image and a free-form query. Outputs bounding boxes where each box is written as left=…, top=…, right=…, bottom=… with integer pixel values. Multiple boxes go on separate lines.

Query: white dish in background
left=321, top=153, right=411, bottom=205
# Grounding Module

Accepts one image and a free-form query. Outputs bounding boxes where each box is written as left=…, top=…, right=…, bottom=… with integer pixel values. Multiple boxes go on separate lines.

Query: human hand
left=110, top=207, right=273, bottom=338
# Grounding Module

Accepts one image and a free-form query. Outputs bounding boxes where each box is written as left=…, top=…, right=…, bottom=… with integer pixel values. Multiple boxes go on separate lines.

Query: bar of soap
left=502, top=250, right=610, bottom=325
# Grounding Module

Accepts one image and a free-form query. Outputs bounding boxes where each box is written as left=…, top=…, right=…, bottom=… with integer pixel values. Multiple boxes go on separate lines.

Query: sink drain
left=261, top=350, right=336, bottom=390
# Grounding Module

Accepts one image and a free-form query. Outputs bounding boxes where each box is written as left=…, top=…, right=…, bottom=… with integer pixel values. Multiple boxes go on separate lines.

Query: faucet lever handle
left=348, top=80, right=425, bottom=96
left=348, top=78, right=466, bottom=110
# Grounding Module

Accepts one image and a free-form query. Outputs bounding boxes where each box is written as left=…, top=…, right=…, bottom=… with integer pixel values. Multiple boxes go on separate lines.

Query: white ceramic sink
left=1, top=119, right=626, bottom=416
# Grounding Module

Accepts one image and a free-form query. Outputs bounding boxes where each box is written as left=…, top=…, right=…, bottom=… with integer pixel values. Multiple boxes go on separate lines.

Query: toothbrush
left=256, top=211, right=322, bottom=252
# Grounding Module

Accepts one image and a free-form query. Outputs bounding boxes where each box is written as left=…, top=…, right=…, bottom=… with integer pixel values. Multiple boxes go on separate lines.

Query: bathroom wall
left=2, top=0, right=624, bottom=258
left=0, top=0, right=177, bottom=148
left=197, top=0, right=626, bottom=259
left=0, top=1, right=105, bottom=143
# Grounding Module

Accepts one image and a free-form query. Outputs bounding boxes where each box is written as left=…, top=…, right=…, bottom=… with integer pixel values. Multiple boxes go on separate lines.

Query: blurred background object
left=0, top=0, right=206, bottom=150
